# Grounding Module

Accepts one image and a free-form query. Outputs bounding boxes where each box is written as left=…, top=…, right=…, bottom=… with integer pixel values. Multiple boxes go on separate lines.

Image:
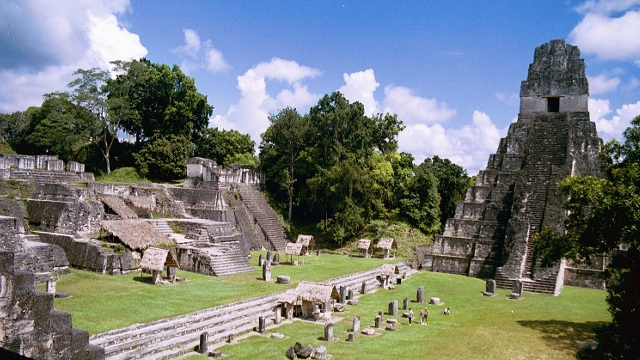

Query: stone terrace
left=89, top=262, right=414, bottom=360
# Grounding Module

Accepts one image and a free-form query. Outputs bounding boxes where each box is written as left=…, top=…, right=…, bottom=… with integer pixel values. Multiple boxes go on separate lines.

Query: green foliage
left=0, top=139, right=15, bottom=154
left=534, top=114, right=640, bottom=359
left=195, top=127, right=255, bottom=167
left=134, top=134, right=191, bottom=181
left=95, top=167, right=148, bottom=183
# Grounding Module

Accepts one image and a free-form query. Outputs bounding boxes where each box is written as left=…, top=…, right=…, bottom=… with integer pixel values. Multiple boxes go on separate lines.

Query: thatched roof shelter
left=277, top=290, right=299, bottom=305
left=127, top=195, right=154, bottom=210
left=357, top=239, right=372, bottom=250
left=377, top=237, right=397, bottom=250
left=380, top=264, right=400, bottom=277
left=294, top=281, right=340, bottom=303
left=101, top=195, right=138, bottom=219
left=295, top=235, right=315, bottom=247
left=285, top=243, right=304, bottom=256
left=101, top=219, right=169, bottom=250
left=140, top=247, right=179, bottom=272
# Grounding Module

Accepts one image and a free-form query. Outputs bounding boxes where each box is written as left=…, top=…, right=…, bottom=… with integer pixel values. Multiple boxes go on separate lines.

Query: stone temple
left=423, top=39, right=606, bottom=294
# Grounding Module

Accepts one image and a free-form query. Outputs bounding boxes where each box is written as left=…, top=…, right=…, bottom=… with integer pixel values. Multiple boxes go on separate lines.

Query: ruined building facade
left=424, top=39, right=606, bottom=294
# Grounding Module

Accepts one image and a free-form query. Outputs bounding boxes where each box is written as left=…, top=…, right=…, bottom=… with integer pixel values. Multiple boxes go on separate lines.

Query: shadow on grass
left=517, top=320, right=606, bottom=353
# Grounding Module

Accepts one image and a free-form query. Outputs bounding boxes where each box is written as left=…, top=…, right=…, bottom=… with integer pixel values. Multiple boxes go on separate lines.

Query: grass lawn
left=49, top=251, right=399, bottom=334
left=183, top=271, right=609, bottom=360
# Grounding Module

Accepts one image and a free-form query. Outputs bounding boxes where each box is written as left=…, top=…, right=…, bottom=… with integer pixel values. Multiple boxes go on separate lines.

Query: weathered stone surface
left=352, top=316, right=360, bottom=332
left=285, top=346, right=296, bottom=359
left=385, top=324, right=396, bottom=331
left=276, top=275, right=290, bottom=284
left=297, top=344, right=314, bottom=358
left=388, top=300, right=398, bottom=316
left=486, top=279, right=496, bottom=294
left=427, top=39, right=605, bottom=294
left=334, top=303, right=345, bottom=312
left=429, top=297, right=440, bottom=305
left=199, top=332, right=208, bottom=354
left=361, top=328, right=375, bottom=335
left=271, top=333, right=285, bottom=339
left=311, top=345, right=327, bottom=359
left=417, top=286, right=425, bottom=303
left=324, top=323, right=334, bottom=342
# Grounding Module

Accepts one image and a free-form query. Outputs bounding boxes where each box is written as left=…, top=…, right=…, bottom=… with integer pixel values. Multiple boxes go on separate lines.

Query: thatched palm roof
left=140, top=247, right=180, bottom=272
left=294, top=281, right=340, bottom=303
left=377, top=237, right=397, bottom=250
left=285, top=242, right=304, bottom=256
left=127, top=195, right=154, bottom=210
left=101, top=195, right=138, bottom=219
left=380, top=264, right=400, bottom=277
left=101, top=219, right=169, bottom=250
left=277, top=289, right=299, bottom=305
left=295, top=234, right=315, bottom=247
left=357, top=239, right=372, bottom=250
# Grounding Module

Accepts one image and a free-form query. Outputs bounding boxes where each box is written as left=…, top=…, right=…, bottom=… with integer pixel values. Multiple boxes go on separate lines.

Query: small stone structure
left=377, top=238, right=397, bottom=259
left=295, top=234, right=315, bottom=255
left=140, top=247, right=179, bottom=284
left=424, top=39, right=606, bottom=295
left=417, top=286, right=425, bottom=303
left=357, top=239, right=373, bottom=258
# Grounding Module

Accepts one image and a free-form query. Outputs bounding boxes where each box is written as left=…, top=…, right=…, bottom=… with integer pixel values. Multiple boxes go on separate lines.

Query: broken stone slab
left=271, top=333, right=285, bottom=339
left=334, top=303, right=345, bottom=312
left=509, top=293, right=522, bottom=300
left=486, top=279, right=496, bottom=294
left=347, top=332, right=355, bottom=342
left=429, top=297, right=440, bottom=305
left=207, top=350, right=222, bottom=358
left=385, top=324, right=396, bottom=331
left=54, top=292, right=70, bottom=298
left=386, top=319, right=397, bottom=324
left=361, top=328, right=375, bottom=335
left=402, top=312, right=411, bottom=318
left=277, top=275, right=291, bottom=284
left=298, top=344, right=315, bottom=358
left=312, top=346, right=328, bottom=359
left=286, top=346, right=296, bottom=359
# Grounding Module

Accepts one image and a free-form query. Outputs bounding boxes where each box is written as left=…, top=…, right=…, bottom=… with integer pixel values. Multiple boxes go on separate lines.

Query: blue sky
left=1, top=1, right=639, bottom=174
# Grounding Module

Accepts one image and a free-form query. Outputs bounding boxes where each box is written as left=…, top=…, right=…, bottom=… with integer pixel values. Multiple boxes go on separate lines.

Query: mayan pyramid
left=424, top=39, right=603, bottom=294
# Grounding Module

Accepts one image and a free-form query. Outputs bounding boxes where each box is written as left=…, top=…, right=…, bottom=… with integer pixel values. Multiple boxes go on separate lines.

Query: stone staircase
left=148, top=220, right=174, bottom=240
left=494, top=267, right=558, bottom=295
left=8, top=169, right=86, bottom=184
left=209, top=243, right=254, bottom=276
left=235, top=185, right=288, bottom=251
left=89, top=262, right=415, bottom=359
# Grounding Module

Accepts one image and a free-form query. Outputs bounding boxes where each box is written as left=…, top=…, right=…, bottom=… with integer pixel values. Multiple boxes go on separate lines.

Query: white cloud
left=590, top=98, right=640, bottom=140
left=338, top=69, right=380, bottom=115
left=210, top=58, right=321, bottom=143
left=569, top=11, right=640, bottom=62
left=0, top=0, right=147, bottom=112
left=575, top=0, right=640, bottom=15
left=588, top=74, right=621, bottom=94
left=174, top=29, right=230, bottom=74
left=398, top=110, right=506, bottom=174
left=383, top=85, right=457, bottom=125
left=495, top=92, right=519, bottom=106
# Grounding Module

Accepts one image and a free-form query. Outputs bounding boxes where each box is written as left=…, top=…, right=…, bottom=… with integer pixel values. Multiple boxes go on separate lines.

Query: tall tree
left=106, top=59, right=213, bottom=145
left=196, top=127, right=255, bottom=167
left=534, top=115, right=640, bottom=360
left=260, top=107, right=310, bottom=221
left=67, top=67, right=116, bottom=173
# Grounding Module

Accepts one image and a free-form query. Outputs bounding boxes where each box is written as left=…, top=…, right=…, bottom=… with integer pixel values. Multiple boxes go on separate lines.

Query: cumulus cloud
left=575, top=0, right=640, bottom=15
left=398, top=110, right=506, bottom=174
left=588, top=74, right=621, bottom=94
left=210, top=58, right=321, bottom=142
left=570, top=10, right=640, bottom=62
left=383, top=85, right=457, bottom=125
left=338, top=69, right=380, bottom=115
left=0, top=0, right=147, bottom=112
left=590, top=98, right=640, bottom=140
left=174, top=28, right=230, bottom=74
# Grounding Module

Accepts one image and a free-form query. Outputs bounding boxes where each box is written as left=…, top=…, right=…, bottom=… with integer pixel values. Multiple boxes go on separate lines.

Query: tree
left=67, top=67, right=116, bottom=173
left=534, top=115, right=640, bottom=360
left=106, top=59, right=213, bottom=145
left=134, top=134, right=192, bottom=181
left=260, top=107, right=310, bottom=221
left=20, top=94, right=95, bottom=162
left=418, top=155, right=472, bottom=227
left=196, top=127, right=255, bottom=167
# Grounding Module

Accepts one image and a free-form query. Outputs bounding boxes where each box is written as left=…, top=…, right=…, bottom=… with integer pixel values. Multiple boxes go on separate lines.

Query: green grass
left=94, top=166, right=148, bottom=183
left=51, top=251, right=399, bottom=334
left=186, top=272, right=609, bottom=360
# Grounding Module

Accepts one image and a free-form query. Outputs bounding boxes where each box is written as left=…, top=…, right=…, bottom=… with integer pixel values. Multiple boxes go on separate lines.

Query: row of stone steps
left=209, top=244, right=254, bottom=275
left=8, top=169, right=85, bottom=183
left=236, top=185, right=288, bottom=251
left=494, top=268, right=558, bottom=295
left=90, top=262, right=414, bottom=359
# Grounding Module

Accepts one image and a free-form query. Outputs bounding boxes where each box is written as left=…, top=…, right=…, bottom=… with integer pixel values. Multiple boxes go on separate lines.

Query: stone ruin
left=423, top=39, right=606, bottom=294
